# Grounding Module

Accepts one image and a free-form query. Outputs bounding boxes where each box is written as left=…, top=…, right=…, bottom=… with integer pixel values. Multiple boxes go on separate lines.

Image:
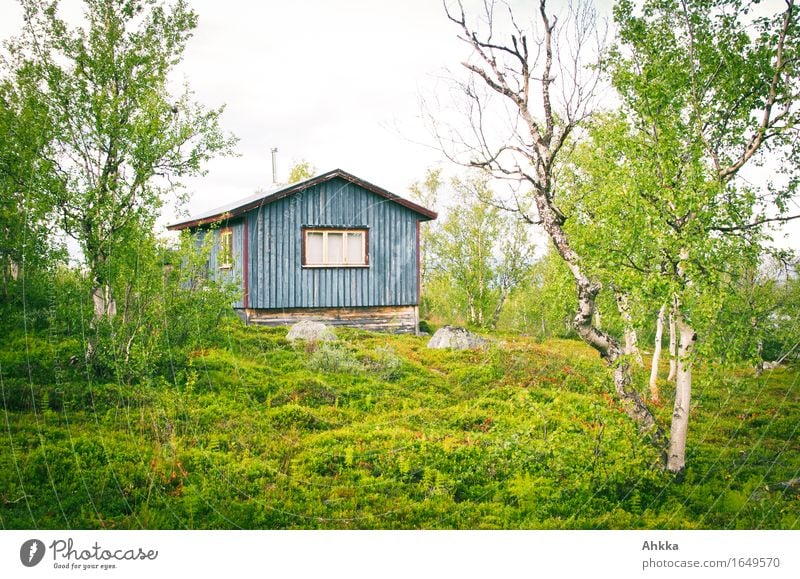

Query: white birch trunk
left=626, top=328, right=644, bottom=366
left=667, top=298, right=677, bottom=382
left=92, top=284, right=117, bottom=319
left=755, top=338, right=764, bottom=376
left=490, top=288, right=509, bottom=329
left=667, top=312, right=696, bottom=473
left=648, top=304, right=666, bottom=403
left=615, top=291, right=644, bottom=366
left=532, top=195, right=663, bottom=449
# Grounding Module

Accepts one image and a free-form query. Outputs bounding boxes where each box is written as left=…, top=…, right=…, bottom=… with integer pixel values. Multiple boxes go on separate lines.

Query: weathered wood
left=195, top=219, right=246, bottom=308
left=186, top=173, right=437, bottom=333
left=242, top=305, right=419, bottom=334
left=244, top=177, right=423, bottom=310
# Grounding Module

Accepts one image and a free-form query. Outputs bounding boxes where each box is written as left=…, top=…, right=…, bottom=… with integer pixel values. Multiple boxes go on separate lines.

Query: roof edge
left=167, top=169, right=438, bottom=230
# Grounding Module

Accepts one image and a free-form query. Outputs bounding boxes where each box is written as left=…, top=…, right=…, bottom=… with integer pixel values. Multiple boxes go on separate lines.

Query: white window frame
left=303, top=228, right=368, bottom=267
left=218, top=228, right=234, bottom=269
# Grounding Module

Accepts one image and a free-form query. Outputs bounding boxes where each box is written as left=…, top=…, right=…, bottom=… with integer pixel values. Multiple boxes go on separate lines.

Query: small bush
left=361, top=346, right=404, bottom=381
left=418, top=320, right=436, bottom=334
left=307, top=343, right=363, bottom=373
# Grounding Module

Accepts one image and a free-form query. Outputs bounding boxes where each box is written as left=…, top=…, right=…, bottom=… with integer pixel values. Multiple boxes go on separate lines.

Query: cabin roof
left=167, top=168, right=438, bottom=230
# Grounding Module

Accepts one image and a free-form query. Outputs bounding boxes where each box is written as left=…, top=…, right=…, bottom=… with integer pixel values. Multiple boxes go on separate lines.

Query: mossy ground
left=1, top=322, right=797, bottom=529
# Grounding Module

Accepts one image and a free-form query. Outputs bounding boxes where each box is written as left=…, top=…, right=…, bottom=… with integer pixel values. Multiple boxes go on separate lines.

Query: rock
left=286, top=320, right=337, bottom=342
left=769, top=478, right=800, bottom=494
left=427, top=325, right=489, bottom=350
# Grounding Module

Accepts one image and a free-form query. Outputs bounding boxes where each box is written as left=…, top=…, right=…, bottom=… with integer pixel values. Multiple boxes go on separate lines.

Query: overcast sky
left=1, top=0, right=796, bottom=248
left=2, top=0, right=476, bottom=225
left=171, top=0, right=467, bottom=214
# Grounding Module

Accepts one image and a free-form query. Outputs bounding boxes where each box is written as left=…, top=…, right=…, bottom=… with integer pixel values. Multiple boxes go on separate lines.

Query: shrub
left=361, top=346, right=404, bottom=381
left=306, top=343, right=363, bottom=374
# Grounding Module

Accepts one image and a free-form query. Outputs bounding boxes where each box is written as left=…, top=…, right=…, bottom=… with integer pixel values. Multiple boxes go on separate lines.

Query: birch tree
left=648, top=304, right=666, bottom=403
left=439, top=0, right=664, bottom=444
left=410, top=168, right=443, bottom=303
left=441, top=0, right=799, bottom=472
left=667, top=302, right=677, bottom=381
left=0, top=74, right=58, bottom=298
left=4, top=0, right=235, bottom=319
left=600, top=0, right=799, bottom=472
left=430, top=175, right=533, bottom=328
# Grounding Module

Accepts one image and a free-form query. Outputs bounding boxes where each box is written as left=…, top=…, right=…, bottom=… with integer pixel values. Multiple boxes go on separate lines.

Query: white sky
left=0, top=0, right=796, bottom=250
left=0, top=0, right=473, bottom=224
left=170, top=0, right=466, bottom=216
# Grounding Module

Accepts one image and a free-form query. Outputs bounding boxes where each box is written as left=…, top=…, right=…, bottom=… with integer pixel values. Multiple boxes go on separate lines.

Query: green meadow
left=1, top=322, right=797, bottom=529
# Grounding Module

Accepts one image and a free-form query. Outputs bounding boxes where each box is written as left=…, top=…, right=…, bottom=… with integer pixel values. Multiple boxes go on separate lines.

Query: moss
left=0, top=324, right=797, bottom=529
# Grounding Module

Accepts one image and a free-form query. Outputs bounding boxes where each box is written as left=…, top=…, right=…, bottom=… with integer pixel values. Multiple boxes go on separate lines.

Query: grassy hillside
left=1, top=322, right=798, bottom=529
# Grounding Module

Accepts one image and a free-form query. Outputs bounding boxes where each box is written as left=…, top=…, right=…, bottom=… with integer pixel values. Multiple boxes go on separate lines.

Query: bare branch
left=719, top=0, right=795, bottom=181
left=710, top=212, right=800, bottom=233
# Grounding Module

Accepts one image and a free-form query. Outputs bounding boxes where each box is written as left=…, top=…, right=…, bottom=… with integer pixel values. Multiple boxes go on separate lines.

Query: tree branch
left=719, top=0, right=795, bottom=181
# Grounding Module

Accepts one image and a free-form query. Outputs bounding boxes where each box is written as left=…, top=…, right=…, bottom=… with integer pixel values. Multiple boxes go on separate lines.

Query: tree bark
left=92, top=284, right=117, bottom=319
left=490, top=289, right=509, bottom=330
left=648, top=304, right=666, bottom=404
left=667, top=298, right=677, bottom=382
left=755, top=338, right=764, bottom=376
left=534, top=195, right=665, bottom=451
left=468, top=295, right=476, bottom=326
left=667, top=311, right=696, bottom=473
left=615, top=290, right=644, bottom=366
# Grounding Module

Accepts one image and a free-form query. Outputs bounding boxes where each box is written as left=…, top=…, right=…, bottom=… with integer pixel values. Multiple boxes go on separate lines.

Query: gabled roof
left=167, top=168, right=438, bottom=230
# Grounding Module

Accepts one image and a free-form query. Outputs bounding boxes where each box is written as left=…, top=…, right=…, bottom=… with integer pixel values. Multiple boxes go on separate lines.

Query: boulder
left=427, top=325, right=489, bottom=350
left=768, top=478, right=800, bottom=493
left=286, top=320, right=337, bottom=342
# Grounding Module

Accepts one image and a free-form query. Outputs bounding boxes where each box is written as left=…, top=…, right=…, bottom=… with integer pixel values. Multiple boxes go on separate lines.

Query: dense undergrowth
left=1, top=322, right=798, bottom=529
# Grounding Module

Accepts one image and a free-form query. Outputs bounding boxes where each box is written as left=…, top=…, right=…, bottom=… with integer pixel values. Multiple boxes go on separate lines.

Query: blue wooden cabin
left=168, top=169, right=437, bottom=333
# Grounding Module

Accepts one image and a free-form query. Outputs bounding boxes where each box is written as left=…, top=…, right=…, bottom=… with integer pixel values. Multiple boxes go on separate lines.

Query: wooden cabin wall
left=193, top=220, right=245, bottom=308
left=244, top=177, right=420, bottom=310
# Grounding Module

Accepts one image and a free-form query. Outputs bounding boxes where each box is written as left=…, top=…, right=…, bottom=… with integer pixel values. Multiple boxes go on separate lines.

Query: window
left=304, top=228, right=368, bottom=267
left=219, top=229, right=233, bottom=269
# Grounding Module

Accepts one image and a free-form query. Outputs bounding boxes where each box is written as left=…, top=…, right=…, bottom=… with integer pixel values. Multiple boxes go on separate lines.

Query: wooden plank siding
left=186, top=175, right=429, bottom=333
left=245, top=305, right=419, bottom=333
left=194, top=220, right=245, bottom=308
left=244, top=177, right=420, bottom=310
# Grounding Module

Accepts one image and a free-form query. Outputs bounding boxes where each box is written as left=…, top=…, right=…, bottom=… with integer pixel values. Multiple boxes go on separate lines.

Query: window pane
left=346, top=232, right=364, bottom=264
left=306, top=232, right=323, bottom=264
left=327, top=232, right=344, bottom=263
left=220, top=231, right=233, bottom=267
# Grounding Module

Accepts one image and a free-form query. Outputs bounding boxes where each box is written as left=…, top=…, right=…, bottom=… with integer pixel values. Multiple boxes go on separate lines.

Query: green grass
left=0, top=322, right=798, bottom=529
